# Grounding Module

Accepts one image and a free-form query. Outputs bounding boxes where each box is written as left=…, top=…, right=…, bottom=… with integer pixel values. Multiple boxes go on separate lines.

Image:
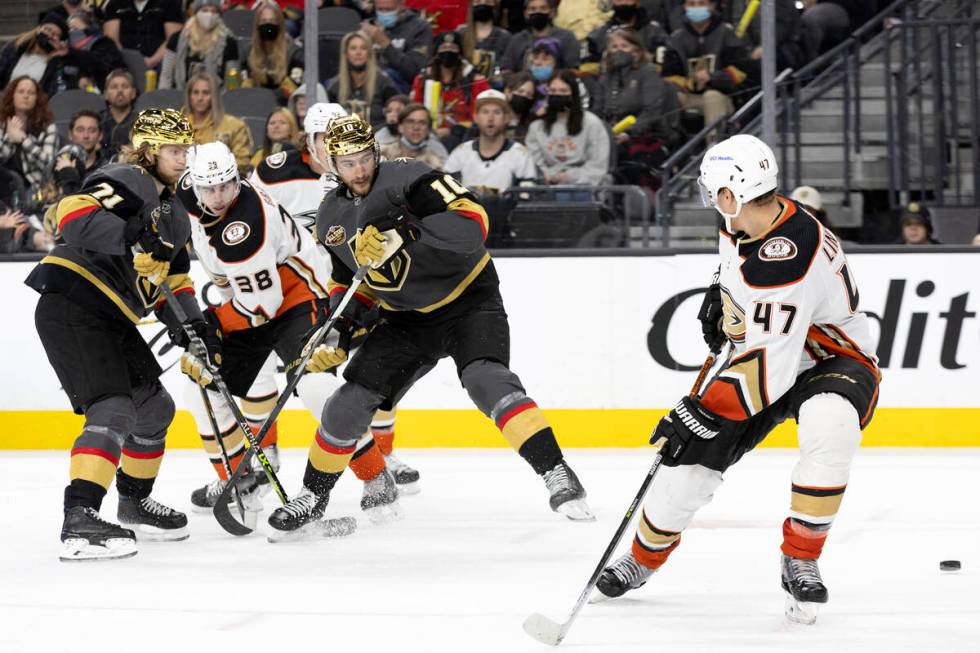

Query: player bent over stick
left=267, top=115, right=594, bottom=536
left=597, top=135, right=881, bottom=624
left=174, top=141, right=401, bottom=528
left=248, top=102, right=420, bottom=496
left=25, top=109, right=199, bottom=561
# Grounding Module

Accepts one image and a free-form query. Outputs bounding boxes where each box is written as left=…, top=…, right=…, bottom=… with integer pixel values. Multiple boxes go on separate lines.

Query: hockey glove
left=179, top=320, right=223, bottom=386
left=133, top=251, right=170, bottom=285
left=650, top=395, right=722, bottom=464
left=127, top=200, right=176, bottom=261
left=698, top=270, right=726, bottom=353
left=354, top=224, right=388, bottom=267
left=305, top=345, right=348, bottom=373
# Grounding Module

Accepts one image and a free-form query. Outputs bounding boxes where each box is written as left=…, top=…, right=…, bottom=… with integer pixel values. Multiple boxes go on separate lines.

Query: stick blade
left=213, top=492, right=256, bottom=536
left=523, top=613, right=566, bottom=646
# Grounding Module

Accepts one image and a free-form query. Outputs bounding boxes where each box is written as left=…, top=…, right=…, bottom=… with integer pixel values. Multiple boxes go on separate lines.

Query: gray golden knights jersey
left=316, top=158, right=491, bottom=313
left=25, top=163, right=194, bottom=323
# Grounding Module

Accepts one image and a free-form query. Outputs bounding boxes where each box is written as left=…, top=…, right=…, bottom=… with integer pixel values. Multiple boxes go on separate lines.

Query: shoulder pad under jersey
left=84, top=163, right=160, bottom=208
left=738, top=199, right=822, bottom=289
left=206, top=181, right=268, bottom=264
left=253, top=148, right=318, bottom=185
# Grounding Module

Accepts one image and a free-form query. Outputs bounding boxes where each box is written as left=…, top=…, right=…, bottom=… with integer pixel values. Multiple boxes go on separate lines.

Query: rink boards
left=2, top=251, right=978, bottom=448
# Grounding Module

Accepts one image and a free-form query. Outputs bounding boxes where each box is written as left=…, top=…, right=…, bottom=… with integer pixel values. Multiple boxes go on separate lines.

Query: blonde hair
left=118, top=142, right=156, bottom=169
left=261, top=107, right=301, bottom=154
left=186, top=13, right=225, bottom=56
left=336, top=32, right=379, bottom=112
left=183, top=71, right=225, bottom=126
left=248, top=0, right=288, bottom=86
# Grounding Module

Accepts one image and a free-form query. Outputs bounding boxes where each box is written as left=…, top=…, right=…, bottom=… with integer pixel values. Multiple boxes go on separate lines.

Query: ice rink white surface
left=1, top=448, right=977, bottom=653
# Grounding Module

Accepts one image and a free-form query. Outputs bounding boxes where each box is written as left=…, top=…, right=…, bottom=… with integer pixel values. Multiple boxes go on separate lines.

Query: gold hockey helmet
left=130, top=108, right=194, bottom=154
left=324, top=114, right=376, bottom=158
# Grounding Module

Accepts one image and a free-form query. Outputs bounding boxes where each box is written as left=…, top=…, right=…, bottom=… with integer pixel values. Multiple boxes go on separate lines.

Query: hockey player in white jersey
left=248, top=102, right=422, bottom=494
left=597, top=135, right=881, bottom=624
left=176, top=141, right=400, bottom=524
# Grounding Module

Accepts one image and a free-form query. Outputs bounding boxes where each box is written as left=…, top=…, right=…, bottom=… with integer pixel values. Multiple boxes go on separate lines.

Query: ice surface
left=1, top=448, right=977, bottom=653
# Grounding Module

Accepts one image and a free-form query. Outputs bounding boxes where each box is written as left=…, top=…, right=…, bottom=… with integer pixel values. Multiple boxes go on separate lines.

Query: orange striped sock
left=349, top=434, right=386, bottom=481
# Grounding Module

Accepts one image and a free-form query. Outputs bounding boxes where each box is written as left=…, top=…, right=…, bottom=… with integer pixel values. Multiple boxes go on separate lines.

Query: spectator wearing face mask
left=503, top=71, right=540, bottom=143
left=243, top=0, right=304, bottom=102
left=0, top=16, right=96, bottom=96
left=360, top=0, right=434, bottom=94
left=499, top=0, right=580, bottom=74
left=375, top=93, right=451, bottom=159
left=587, top=0, right=672, bottom=65
left=458, top=1, right=512, bottom=79
left=411, top=31, right=489, bottom=150
left=524, top=37, right=562, bottom=115
left=159, top=0, right=239, bottom=90
left=328, top=31, right=398, bottom=128
left=53, top=109, right=109, bottom=197
left=102, top=0, right=183, bottom=71
left=37, top=0, right=87, bottom=26
left=66, top=9, right=125, bottom=93
left=379, top=102, right=446, bottom=169
left=666, top=0, right=748, bottom=135
left=525, top=69, right=609, bottom=186
left=100, top=68, right=138, bottom=156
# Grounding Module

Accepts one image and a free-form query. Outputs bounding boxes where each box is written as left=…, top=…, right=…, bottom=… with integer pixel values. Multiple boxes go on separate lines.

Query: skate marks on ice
left=1, top=449, right=978, bottom=652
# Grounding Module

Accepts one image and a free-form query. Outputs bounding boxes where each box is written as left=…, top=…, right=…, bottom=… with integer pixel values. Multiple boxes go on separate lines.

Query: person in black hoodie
left=66, top=9, right=125, bottom=92
left=587, top=0, right=673, bottom=64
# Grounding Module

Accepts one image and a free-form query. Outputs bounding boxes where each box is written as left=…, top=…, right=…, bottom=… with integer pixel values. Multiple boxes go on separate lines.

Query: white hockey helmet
left=304, top=102, right=347, bottom=169
left=698, top=134, right=779, bottom=232
left=190, top=141, right=240, bottom=209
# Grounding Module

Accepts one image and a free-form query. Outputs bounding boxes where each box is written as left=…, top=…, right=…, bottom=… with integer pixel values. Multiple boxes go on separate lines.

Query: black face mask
left=547, top=94, right=573, bottom=112
left=349, top=61, right=367, bottom=72
left=258, top=23, right=279, bottom=41
left=386, top=123, right=399, bottom=135
left=472, top=4, right=494, bottom=23
left=509, top=94, right=532, bottom=117
left=612, top=4, right=639, bottom=23
left=36, top=32, right=56, bottom=53
left=437, top=51, right=461, bottom=68
left=526, top=12, right=550, bottom=31
left=609, top=50, right=633, bottom=69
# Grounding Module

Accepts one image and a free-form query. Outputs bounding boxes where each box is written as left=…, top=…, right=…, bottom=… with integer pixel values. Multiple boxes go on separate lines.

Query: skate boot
left=117, top=495, right=189, bottom=542
left=383, top=452, right=420, bottom=495
left=60, top=506, right=137, bottom=562
left=542, top=460, right=595, bottom=521
left=252, top=443, right=281, bottom=496
left=361, top=468, right=402, bottom=524
left=267, top=487, right=330, bottom=538
left=190, top=471, right=262, bottom=513
left=597, top=552, right=656, bottom=598
left=781, top=554, right=828, bottom=624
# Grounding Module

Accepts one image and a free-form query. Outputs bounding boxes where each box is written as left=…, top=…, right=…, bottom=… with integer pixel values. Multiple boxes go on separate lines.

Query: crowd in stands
left=0, top=0, right=962, bottom=252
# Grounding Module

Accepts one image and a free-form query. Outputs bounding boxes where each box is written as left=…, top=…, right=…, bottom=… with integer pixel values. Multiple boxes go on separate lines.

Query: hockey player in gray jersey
left=25, top=109, right=214, bottom=561
left=249, top=102, right=422, bottom=495
left=267, top=115, right=594, bottom=536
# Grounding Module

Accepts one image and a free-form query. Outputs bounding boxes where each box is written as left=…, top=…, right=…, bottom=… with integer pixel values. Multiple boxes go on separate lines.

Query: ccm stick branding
left=647, top=279, right=977, bottom=372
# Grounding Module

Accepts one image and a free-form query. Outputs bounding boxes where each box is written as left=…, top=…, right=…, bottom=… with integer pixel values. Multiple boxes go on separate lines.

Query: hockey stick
left=211, top=263, right=372, bottom=533
left=157, top=283, right=290, bottom=522
left=523, top=351, right=718, bottom=646
left=199, top=384, right=251, bottom=533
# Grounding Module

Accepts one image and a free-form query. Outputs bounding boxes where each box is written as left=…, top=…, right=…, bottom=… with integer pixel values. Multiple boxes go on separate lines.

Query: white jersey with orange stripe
left=700, top=197, right=878, bottom=422
left=176, top=175, right=331, bottom=332
left=247, top=149, right=337, bottom=234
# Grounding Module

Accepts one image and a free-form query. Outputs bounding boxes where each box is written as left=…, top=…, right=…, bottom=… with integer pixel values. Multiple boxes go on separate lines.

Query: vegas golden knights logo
left=365, top=250, right=412, bottom=291
left=136, top=275, right=162, bottom=308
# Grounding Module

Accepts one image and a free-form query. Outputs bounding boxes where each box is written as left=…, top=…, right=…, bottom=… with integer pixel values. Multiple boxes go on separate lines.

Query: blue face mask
left=376, top=10, right=398, bottom=28
left=685, top=7, right=712, bottom=23
left=530, top=65, right=553, bottom=82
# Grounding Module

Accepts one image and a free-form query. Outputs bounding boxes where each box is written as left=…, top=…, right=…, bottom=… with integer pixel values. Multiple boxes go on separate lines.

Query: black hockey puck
left=939, top=560, right=961, bottom=571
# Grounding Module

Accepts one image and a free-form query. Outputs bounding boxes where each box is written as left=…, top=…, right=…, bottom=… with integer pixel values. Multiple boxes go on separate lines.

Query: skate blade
left=394, top=480, right=421, bottom=495
left=784, top=592, right=820, bottom=625
left=60, top=537, right=137, bottom=562
left=363, top=500, right=404, bottom=525
left=128, top=524, right=190, bottom=542
left=522, top=612, right=567, bottom=646
left=267, top=516, right=358, bottom=543
left=557, top=498, right=596, bottom=522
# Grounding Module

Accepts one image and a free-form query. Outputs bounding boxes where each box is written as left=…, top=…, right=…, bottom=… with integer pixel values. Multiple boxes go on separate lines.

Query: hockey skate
left=267, top=487, right=357, bottom=543
left=384, top=452, right=420, bottom=495
left=190, top=472, right=263, bottom=514
left=542, top=461, right=595, bottom=521
left=596, top=552, right=655, bottom=598
left=361, top=468, right=402, bottom=524
left=118, top=495, right=189, bottom=542
left=781, top=554, right=828, bottom=625
left=60, top=506, right=137, bottom=562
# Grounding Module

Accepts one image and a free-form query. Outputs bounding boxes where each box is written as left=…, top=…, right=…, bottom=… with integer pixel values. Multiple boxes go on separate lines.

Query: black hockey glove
left=650, top=395, right=723, bottom=464
left=125, top=200, right=176, bottom=261
left=698, top=270, right=726, bottom=353
left=177, top=319, right=224, bottom=386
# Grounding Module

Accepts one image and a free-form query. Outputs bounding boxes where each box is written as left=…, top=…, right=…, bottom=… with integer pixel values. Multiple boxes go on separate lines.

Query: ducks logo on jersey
left=759, top=237, right=797, bottom=261
left=222, top=221, right=251, bottom=246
